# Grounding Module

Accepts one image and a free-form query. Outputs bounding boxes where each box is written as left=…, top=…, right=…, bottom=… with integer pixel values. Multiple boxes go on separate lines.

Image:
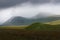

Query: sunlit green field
left=45, top=20, right=60, bottom=25
left=0, top=25, right=28, bottom=29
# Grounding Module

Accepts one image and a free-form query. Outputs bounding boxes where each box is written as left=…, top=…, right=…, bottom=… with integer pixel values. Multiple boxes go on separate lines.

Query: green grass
left=0, top=25, right=28, bottom=29
left=0, top=21, right=60, bottom=30
left=25, top=22, right=60, bottom=31
left=0, top=22, right=60, bottom=40
left=0, top=22, right=60, bottom=31
left=45, top=20, right=60, bottom=25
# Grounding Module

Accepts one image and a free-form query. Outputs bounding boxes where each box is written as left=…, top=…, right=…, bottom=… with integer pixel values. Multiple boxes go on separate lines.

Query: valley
left=0, top=20, right=60, bottom=40
left=0, top=13, right=60, bottom=40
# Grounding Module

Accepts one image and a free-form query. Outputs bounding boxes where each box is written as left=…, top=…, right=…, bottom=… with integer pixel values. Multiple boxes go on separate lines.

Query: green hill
left=25, top=22, right=60, bottom=30
left=25, top=22, right=51, bottom=30
left=46, top=20, right=60, bottom=25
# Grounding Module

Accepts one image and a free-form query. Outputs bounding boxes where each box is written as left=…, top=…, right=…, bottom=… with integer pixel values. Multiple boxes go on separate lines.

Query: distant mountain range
left=32, top=12, right=54, bottom=19
left=2, top=13, right=60, bottom=26
left=3, top=16, right=31, bottom=26
left=33, top=15, right=60, bottom=22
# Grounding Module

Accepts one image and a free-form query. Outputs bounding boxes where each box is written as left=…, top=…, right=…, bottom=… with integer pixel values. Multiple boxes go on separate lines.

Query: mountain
left=31, top=14, right=60, bottom=22
left=32, top=12, right=54, bottom=19
left=2, top=14, right=60, bottom=26
left=3, top=16, right=31, bottom=26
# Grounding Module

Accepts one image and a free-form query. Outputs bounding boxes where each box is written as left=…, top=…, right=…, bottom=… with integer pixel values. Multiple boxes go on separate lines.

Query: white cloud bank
left=0, top=2, right=60, bottom=24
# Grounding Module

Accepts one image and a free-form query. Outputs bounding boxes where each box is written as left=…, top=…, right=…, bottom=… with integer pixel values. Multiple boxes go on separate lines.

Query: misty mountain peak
left=3, top=16, right=30, bottom=25
left=32, top=12, right=54, bottom=19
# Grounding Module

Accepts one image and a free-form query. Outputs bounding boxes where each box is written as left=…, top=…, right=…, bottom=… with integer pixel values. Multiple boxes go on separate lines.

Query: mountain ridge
left=2, top=14, right=60, bottom=26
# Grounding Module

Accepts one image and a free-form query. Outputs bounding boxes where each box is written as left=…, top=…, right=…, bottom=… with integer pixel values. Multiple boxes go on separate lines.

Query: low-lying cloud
left=0, top=2, right=60, bottom=24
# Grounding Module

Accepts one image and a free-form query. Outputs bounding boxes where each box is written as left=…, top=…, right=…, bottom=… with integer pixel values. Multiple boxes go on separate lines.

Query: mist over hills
left=0, top=0, right=60, bottom=24
left=2, top=13, right=60, bottom=26
left=0, top=0, right=60, bottom=26
left=32, top=12, right=54, bottom=19
left=31, top=15, right=60, bottom=23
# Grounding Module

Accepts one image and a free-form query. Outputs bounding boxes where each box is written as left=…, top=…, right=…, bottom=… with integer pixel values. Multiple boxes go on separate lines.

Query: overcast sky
left=0, top=0, right=60, bottom=24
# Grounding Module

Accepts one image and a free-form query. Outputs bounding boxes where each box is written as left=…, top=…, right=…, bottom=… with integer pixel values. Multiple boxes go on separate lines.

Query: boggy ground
left=0, top=29, right=60, bottom=40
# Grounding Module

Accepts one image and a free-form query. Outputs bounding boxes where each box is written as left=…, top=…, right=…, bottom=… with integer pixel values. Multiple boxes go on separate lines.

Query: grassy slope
left=25, top=22, right=60, bottom=30
left=0, top=20, right=60, bottom=30
left=0, top=22, right=60, bottom=40
left=46, top=20, right=60, bottom=25
left=0, top=25, right=28, bottom=29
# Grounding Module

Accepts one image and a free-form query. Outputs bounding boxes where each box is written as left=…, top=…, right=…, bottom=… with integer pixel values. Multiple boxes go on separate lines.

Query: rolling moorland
left=0, top=20, right=60, bottom=40
left=0, top=15, right=60, bottom=40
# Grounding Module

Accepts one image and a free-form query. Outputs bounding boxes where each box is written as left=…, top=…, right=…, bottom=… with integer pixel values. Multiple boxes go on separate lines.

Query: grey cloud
left=55, top=0, right=60, bottom=3
left=30, top=0, right=50, bottom=4
left=0, top=0, right=60, bottom=9
left=0, top=0, right=28, bottom=8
